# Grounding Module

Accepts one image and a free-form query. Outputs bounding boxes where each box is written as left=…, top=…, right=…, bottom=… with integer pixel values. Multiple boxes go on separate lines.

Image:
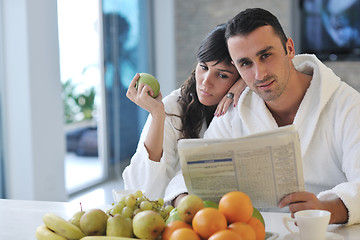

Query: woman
left=123, top=23, right=245, bottom=202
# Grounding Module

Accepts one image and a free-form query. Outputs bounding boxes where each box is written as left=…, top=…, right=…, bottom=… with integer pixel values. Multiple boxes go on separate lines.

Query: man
left=203, top=8, right=360, bottom=225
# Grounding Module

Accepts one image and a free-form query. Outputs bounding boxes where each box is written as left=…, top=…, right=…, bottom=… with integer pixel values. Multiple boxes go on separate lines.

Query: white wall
left=1, top=0, right=67, bottom=201
left=152, top=0, right=176, bottom=97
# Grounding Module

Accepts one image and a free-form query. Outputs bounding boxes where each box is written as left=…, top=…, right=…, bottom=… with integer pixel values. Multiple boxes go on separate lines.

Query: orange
left=169, top=228, right=200, bottom=240
left=192, top=208, right=227, bottom=239
left=219, top=191, right=253, bottom=223
left=247, top=217, right=266, bottom=240
left=228, top=222, right=256, bottom=240
left=162, top=220, right=192, bottom=240
left=208, top=229, right=243, bottom=240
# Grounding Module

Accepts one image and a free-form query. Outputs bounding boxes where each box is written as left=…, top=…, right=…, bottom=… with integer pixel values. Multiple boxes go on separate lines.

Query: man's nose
left=254, top=64, right=267, bottom=80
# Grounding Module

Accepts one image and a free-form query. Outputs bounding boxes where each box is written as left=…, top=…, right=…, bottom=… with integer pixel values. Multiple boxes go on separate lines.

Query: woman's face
left=195, top=61, right=240, bottom=106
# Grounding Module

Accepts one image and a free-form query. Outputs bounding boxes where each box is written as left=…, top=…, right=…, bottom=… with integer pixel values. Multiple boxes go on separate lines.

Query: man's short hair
left=225, top=8, right=288, bottom=52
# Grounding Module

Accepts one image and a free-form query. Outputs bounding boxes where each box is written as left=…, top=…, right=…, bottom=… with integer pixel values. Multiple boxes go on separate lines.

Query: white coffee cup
left=283, top=210, right=331, bottom=240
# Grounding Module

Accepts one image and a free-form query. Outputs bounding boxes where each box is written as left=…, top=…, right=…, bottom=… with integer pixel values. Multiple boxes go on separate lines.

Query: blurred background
left=0, top=0, right=359, bottom=203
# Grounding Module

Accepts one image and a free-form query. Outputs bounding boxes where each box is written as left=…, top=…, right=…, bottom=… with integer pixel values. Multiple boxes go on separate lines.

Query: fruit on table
left=68, top=210, right=85, bottom=229
left=219, top=191, right=253, bottom=223
left=252, top=206, right=265, bottom=227
left=162, top=220, right=192, bottom=240
left=165, top=207, right=182, bottom=225
left=35, top=224, right=67, bottom=240
left=203, top=200, right=218, bottom=209
left=192, top=207, right=227, bottom=239
left=80, top=209, right=108, bottom=236
left=42, top=212, right=85, bottom=240
left=36, top=190, right=265, bottom=240
left=132, top=210, right=165, bottom=239
left=106, top=214, right=133, bottom=237
left=177, top=194, right=204, bottom=223
left=136, top=73, right=160, bottom=98
left=80, top=237, right=139, bottom=240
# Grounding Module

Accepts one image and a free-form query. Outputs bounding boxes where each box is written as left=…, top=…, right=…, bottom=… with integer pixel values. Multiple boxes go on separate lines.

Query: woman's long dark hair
left=177, top=23, right=234, bottom=139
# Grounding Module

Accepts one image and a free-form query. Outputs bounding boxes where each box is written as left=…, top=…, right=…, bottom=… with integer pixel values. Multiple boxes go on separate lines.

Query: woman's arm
left=126, top=73, right=165, bottom=161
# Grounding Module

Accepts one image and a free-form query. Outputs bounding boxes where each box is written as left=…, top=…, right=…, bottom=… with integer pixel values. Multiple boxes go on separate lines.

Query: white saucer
left=266, top=232, right=279, bottom=240
left=283, top=232, right=344, bottom=240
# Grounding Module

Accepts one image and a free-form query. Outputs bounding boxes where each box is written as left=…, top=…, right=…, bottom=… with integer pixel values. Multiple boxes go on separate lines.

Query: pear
left=106, top=214, right=133, bottom=237
left=68, top=210, right=85, bottom=228
left=177, top=194, right=204, bottom=223
left=132, top=210, right=165, bottom=239
left=80, top=209, right=108, bottom=236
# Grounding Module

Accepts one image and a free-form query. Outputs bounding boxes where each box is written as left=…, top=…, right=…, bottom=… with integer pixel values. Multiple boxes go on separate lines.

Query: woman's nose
left=202, top=72, right=213, bottom=86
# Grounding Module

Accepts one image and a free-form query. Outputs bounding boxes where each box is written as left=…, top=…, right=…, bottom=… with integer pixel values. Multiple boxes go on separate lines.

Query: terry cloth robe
left=204, top=54, right=360, bottom=225
left=122, top=88, right=206, bottom=202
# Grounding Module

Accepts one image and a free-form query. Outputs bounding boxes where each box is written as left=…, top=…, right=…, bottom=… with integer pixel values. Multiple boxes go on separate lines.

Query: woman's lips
left=200, top=89, right=212, bottom=96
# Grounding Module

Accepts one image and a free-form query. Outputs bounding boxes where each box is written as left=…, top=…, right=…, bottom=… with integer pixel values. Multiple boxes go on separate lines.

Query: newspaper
left=177, top=125, right=305, bottom=209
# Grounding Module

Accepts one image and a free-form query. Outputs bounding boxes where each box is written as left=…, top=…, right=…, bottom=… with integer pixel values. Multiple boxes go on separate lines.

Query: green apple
left=132, top=210, right=165, bottom=239
left=106, top=214, right=134, bottom=237
left=252, top=207, right=265, bottom=227
left=165, top=208, right=182, bottom=225
left=203, top=200, right=218, bottom=209
left=177, top=194, right=204, bottom=223
left=136, top=73, right=160, bottom=98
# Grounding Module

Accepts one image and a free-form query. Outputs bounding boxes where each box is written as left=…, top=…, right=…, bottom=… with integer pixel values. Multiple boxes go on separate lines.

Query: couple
left=124, top=8, right=360, bottom=225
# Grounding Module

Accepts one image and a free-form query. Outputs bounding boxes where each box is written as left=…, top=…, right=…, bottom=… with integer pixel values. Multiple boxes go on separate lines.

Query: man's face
left=227, top=26, right=295, bottom=102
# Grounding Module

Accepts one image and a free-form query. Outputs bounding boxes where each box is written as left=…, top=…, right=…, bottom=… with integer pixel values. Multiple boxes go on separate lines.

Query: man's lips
left=257, top=80, right=275, bottom=89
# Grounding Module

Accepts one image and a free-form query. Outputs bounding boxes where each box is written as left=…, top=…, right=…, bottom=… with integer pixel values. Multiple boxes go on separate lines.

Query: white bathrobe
left=203, top=54, right=360, bottom=225
left=122, top=88, right=207, bottom=201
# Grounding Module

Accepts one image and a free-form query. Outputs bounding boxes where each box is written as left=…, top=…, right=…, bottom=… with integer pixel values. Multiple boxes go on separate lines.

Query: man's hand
left=278, top=191, right=348, bottom=224
left=172, top=193, right=188, bottom=207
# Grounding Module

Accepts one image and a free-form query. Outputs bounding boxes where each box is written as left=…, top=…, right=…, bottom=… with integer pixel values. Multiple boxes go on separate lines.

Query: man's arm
left=278, top=191, right=348, bottom=224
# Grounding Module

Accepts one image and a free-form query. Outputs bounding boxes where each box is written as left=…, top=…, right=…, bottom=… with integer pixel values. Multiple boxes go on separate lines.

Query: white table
left=1, top=199, right=359, bottom=239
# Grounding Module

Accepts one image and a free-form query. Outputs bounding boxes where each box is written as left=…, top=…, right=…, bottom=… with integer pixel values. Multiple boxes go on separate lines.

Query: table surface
left=1, top=199, right=359, bottom=240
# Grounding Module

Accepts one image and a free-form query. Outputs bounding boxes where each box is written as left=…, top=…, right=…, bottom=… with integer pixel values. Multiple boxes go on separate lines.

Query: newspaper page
left=178, top=125, right=305, bottom=209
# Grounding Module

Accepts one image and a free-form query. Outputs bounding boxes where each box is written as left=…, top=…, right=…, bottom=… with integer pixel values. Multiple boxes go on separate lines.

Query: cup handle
left=283, top=215, right=297, bottom=234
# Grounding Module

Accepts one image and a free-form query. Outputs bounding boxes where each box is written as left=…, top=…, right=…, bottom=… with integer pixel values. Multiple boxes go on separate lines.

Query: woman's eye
left=200, top=65, right=208, bottom=70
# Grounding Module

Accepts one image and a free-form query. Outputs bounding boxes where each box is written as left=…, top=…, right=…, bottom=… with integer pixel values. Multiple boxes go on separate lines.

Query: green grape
left=158, top=208, right=168, bottom=219
left=133, top=208, right=141, bottom=217
left=121, top=206, right=134, bottom=218
left=164, top=205, right=174, bottom=214
left=136, top=196, right=146, bottom=205
left=125, top=194, right=136, bottom=207
left=134, top=190, right=143, bottom=198
left=110, top=202, right=125, bottom=215
left=140, top=200, right=153, bottom=211
left=157, top=198, right=165, bottom=206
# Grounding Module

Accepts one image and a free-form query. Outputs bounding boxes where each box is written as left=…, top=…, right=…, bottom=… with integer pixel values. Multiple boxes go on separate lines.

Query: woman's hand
left=126, top=73, right=164, bottom=117
left=214, top=79, right=247, bottom=117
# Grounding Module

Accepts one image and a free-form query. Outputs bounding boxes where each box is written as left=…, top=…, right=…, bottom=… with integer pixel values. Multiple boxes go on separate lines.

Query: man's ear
left=286, top=38, right=295, bottom=58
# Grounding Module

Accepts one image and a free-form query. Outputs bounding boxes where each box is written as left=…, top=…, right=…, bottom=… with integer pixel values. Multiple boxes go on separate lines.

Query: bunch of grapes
left=107, top=190, right=174, bottom=220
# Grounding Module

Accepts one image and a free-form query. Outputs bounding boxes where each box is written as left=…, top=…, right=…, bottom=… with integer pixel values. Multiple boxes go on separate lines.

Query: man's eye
left=261, top=53, right=271, bottom=59
left=240, top=61, right=251, bottom=67
left=219, top=74, right=229, bottom=79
